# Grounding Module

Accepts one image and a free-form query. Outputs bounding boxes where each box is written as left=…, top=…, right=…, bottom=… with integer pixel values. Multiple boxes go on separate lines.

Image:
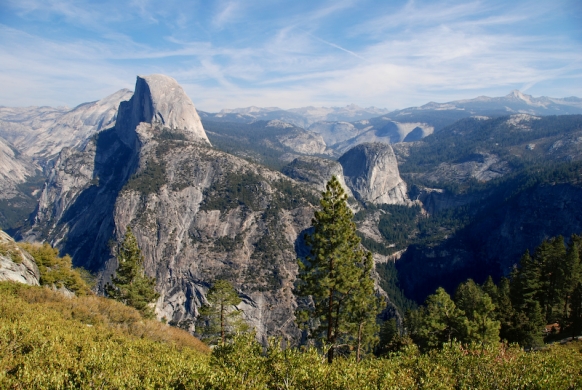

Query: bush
left=18, top=242, right=91, bottom=295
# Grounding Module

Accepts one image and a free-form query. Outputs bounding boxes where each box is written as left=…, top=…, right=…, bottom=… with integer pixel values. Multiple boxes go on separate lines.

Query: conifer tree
left=105, top=227, right=159, bottom=318
left=294, top=176, right=381, bottom=363
left=482, top=276, right=498, bottom=303
left=345, top=258, right=382, bottom=362
left=509, top=251, right=545, bottom=347
left=420, top=287, right=466, bottom=349
left=454, top=279, right=500, bottom=347
left=495, top=277, right=516, bottom=342
left=196, top=279, right=248, bottom=345
left=564, top=236, right=582, bottom=335
left=561, top=239, right=580, bottom=323
left=537, top=237, right=566, bottom=322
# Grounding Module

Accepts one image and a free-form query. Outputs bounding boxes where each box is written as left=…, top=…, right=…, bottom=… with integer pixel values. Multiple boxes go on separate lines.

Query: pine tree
left=561, top=239, right=580, bottom=324
left=413, top=287, right=466, bottom=350
left=345, top=257, right=382, bottom=362
left=537, top=237, right=567, bottom=323
left=495, top=277, right=516, bottom=342
left=454, top=279, right=500, bottom=347
left=294, top=176, right=381, bottom=363
left=564, top=236, right=582, bottom=335
left=196, top=279, right=248, bottom=345
left=482, top=276, right=498, bottom=303
left=509, top=250, right=545, bottom=347
left=105, top=227, right=159, bottom=318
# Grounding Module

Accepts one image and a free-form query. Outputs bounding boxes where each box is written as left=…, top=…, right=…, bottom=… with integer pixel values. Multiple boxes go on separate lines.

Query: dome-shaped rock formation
left=116, top=74, right=210, bottom=145
left=338, top=142, right=410, bottom=205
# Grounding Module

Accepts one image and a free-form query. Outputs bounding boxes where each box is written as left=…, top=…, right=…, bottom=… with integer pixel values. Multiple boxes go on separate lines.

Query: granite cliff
left=338, top=143, right=410, bottom=205
left=24, top=75, right=362, bottom=341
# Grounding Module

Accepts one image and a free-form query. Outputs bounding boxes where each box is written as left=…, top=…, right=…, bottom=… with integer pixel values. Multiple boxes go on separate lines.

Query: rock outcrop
left=0, top=230, right=40, bottom=285
left=115, top=75, right=210, bottom=146
left=271, top=121, right=329, bottom=155
left=338, top=143, right=410, bottom=205
left=0, top=90, right=132, bottom=163
left=281, top=156, right=353, bottom=197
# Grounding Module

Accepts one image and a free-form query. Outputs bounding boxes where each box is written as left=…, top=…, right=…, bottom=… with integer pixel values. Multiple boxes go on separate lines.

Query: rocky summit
left=338, top=143, right=410, bottom=205
left=115, top=74, right=210, bottom=146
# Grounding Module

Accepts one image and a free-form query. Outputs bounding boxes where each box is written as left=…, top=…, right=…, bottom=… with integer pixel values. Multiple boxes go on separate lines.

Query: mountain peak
left=506, top=90, right=533, bottom=103
left=116, top=74, right=210, bottom=144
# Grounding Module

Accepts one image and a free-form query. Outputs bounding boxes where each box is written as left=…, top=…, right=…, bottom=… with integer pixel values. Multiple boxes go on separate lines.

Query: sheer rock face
left=0, top=230, right=40, bottom=285
left=115, top=75, right=210, bottom=146
left=0, top=137, right=39, bottom=200
left=338, top=143, right=410, bottom=205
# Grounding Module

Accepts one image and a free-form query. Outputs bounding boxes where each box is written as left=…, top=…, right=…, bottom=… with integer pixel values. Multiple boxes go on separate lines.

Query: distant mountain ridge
left=199, top=91, right=582, bottom=156
left=200, top=104, right=390, bottom=128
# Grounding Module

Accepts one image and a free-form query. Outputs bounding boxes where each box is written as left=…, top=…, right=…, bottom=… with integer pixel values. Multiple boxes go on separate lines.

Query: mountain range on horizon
left=200, top=89, right=582, bottom=126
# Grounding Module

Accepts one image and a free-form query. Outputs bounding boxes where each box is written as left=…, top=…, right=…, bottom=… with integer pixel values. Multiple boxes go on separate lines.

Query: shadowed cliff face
left=396, top=182, right=582, bottom=303
left=25, top=127, right=137, bottom=271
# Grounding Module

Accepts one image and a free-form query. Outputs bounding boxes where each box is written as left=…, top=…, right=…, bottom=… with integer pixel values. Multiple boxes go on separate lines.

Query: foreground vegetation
left=2, top=282, right=582, bottom=389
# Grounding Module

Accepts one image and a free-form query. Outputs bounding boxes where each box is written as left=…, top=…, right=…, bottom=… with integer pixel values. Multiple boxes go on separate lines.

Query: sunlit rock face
left=0, top=230, right=40, bottom=286
left=339, top=143, right=410, bottom=205
left=115, top=74, right=210, bottom=147
left=24, top=75, right=329, bottom=342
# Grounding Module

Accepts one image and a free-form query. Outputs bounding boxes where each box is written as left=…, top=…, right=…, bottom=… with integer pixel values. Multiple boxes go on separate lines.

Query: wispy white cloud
left=0, top=0, right=580, bottom=111
left=212, top=1, right=242, bottom=29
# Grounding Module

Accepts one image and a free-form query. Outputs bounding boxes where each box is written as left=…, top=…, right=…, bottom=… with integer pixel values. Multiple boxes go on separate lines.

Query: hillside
left=0, top=282, right=210, bottom=388
left=2, top=281, right=582, bottom=388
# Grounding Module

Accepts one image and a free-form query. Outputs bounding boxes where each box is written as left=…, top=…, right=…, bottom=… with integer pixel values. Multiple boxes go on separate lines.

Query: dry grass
left=1, top=282, right=209, bottom=353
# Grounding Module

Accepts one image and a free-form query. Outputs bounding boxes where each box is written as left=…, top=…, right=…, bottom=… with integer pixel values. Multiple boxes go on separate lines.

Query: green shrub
left=18, top=242, right=91, bottom=295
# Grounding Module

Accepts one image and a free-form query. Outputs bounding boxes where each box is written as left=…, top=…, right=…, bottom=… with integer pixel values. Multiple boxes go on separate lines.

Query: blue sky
left=0, top=0, right=581, bottom=111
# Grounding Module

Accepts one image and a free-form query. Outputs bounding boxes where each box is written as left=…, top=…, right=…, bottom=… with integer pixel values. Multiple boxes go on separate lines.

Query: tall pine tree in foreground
left=105, top=227, right=159, bottom=318
left=295, top=176, right=381, bottom=363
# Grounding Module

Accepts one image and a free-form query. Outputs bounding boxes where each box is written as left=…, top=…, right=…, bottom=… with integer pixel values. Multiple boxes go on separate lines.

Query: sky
left=0, top=0, right=581, bottom=112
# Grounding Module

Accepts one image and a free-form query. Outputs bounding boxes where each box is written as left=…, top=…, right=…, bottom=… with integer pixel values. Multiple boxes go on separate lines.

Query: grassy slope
left=2, top=282, right=582, bottom=389
left=0, top=282, right=210, bottom=388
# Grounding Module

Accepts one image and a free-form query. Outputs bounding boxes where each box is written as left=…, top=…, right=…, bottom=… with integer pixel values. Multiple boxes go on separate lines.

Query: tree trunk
left=327, top=256, right=335, bottom=364
left=356, top=322, right=363, bottom=363
left=221, top=302, right=225, bottom=344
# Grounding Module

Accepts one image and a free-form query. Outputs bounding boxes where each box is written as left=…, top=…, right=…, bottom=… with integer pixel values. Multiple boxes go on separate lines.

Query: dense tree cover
left=399, top=115, right=582, bottom=176
left=295, top=176, right=381, bottom=363
left=3, top=284, right=582, bottom=389
left=375, top=262, right=417, bottom=314
left=396, top=234, right=582, bottom=351
left=105, top=227, right=159, bottom=319
left=201, top=172, right=317, bottom=212
left=196, top=279, right=248, bottom=345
